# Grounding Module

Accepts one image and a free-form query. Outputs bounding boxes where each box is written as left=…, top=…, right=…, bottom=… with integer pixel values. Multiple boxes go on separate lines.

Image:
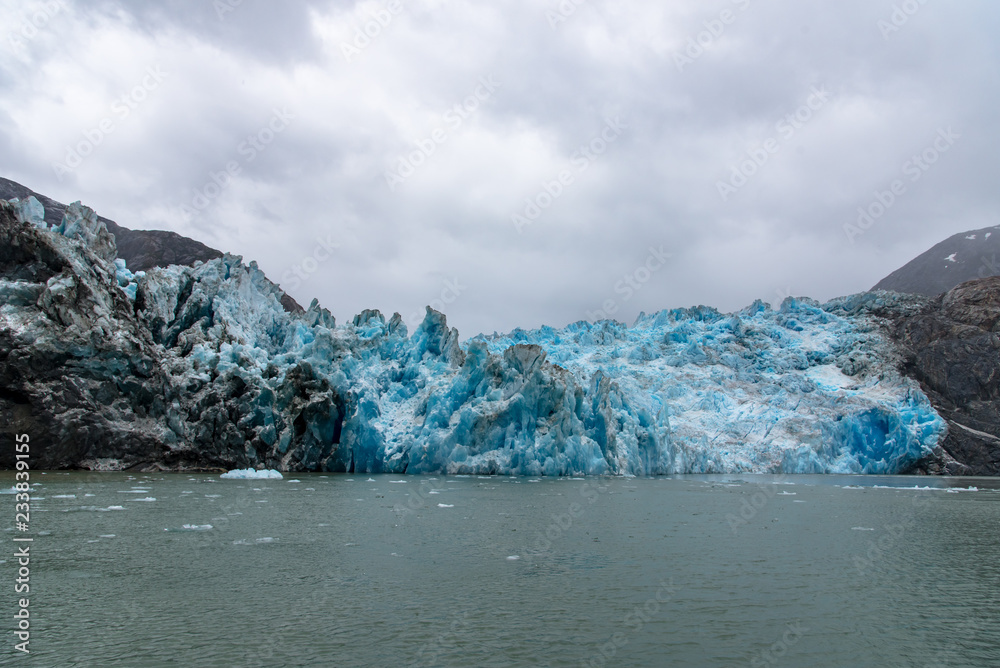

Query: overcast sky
left=2, top=0, right=998, bottom=337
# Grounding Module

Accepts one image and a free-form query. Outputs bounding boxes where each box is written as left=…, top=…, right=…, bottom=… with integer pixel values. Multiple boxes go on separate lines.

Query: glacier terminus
left=0, top=197, right=953, bottom=475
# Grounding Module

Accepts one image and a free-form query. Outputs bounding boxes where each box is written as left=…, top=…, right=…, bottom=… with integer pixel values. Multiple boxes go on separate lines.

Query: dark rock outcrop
left=0, top=177, right=223, bottom=272
left=0, top=177, right=303, bottom=313
left=878, top=277, right=1000, bottom=474
left=0, top=199, right=179, bottom=470
left=0, top=200, right=329, bottom=470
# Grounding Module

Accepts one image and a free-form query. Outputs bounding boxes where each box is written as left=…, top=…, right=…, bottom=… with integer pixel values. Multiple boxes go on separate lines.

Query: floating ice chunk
left=437, top=503, right=454, bottom=508
left=221, top=468, right=283, bottom=480
left=944, top=253, right=957, bottom=262
left=52, top=494, right=76, bottom=499
left=256, top=537, right=276, bottom=543
left=506, top=555, right=521, bottom=561
left=181, top=524, right=213, bottom=531
left=287, top=479, right=302, bottom=483
left=99, top=535, right=116, bottom=538
left=134, top=497, right=156, bottom=502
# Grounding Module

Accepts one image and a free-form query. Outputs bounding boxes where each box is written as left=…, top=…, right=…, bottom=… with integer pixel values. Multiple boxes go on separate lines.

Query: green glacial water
left=2, top=472, right=999, bottom=667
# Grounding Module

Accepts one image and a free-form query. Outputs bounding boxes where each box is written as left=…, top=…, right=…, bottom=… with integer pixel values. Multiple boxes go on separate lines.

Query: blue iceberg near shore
left=220, top=468, right=283, bottom=480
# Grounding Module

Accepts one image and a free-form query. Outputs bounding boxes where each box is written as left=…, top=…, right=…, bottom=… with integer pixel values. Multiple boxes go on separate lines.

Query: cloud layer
left=3, top=0, right=998, bottom=336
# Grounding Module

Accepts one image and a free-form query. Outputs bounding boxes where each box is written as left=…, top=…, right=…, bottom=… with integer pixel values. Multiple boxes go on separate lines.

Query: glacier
left=0, top=196, right=948, bottom=475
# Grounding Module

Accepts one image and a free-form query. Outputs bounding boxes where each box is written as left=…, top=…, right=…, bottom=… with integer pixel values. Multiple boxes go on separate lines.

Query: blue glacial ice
left=19, top=198, right=948, bottom=475
left=134, top=255, right=944, bottom=475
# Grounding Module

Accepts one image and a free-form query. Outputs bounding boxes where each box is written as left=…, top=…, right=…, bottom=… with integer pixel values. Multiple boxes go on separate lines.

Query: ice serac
left=0, top=198, right=956, bottom=474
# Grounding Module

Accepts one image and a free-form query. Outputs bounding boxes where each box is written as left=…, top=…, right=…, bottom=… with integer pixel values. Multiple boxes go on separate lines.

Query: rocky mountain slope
left=7, top=195, right=997, bottom=474
left=0, top=177, right=223, bottom=273
left=0, top=177, right=302, bottom=313
left=878, top=278, right=1000, bottom=474
left=873, top=224, right=1000, bottom=296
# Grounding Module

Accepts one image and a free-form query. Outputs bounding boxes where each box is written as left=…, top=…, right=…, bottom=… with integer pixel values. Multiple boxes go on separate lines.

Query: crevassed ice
left=179, top=260, right=945, bottom=475
left=137, top=253, right=947, bottom=475
left=17, top=197, right=948, bottom=476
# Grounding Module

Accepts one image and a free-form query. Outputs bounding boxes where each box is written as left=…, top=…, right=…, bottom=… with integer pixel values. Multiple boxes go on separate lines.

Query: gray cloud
left=2, top=0, right=999, bottom=337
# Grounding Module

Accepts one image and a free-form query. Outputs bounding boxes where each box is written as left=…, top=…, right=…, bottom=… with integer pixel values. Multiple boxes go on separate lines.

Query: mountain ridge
left=1, top=184, right=997, bottom=475
left=0, top=177, right=304, bottom=313
left=872, top=224, right=1000, bottom=296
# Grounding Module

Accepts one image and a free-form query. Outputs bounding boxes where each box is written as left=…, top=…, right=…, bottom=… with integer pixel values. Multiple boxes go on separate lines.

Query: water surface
left=3, top=472, right=998, bottom=667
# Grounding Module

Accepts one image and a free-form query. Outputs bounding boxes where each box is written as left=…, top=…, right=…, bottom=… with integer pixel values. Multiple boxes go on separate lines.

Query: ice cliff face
left=0, top=197, right=953, bottom=474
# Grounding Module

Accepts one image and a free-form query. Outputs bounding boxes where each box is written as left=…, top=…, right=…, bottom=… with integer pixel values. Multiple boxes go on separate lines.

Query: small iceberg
left=220, top=468, right=283, bottom=480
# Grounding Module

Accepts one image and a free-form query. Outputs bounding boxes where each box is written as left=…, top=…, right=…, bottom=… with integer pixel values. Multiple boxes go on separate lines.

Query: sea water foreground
left=2, top=472, right=999, bottom=667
